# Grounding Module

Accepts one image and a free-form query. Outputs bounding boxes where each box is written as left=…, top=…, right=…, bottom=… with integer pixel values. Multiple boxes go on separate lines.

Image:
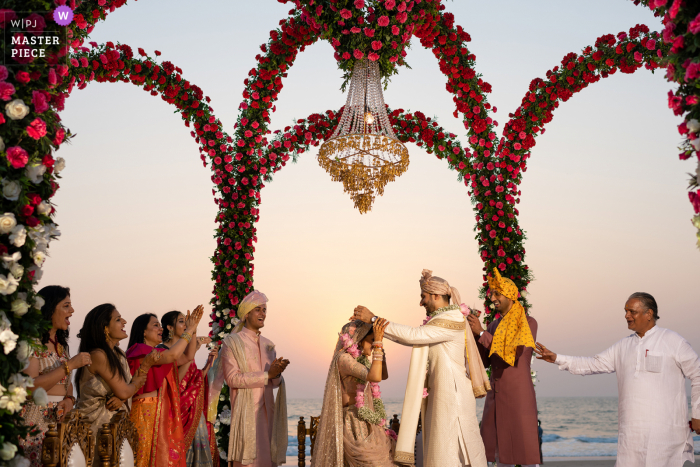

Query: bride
left=312, top=318, right=397, bottom=467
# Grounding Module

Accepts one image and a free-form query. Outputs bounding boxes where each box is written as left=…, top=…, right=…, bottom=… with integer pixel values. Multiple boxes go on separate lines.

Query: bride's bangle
left=181, top=332, right=192, bottom=343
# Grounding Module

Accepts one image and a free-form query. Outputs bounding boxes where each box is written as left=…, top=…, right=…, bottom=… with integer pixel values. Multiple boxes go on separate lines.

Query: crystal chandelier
left=318, top=59, right=409, bottom=214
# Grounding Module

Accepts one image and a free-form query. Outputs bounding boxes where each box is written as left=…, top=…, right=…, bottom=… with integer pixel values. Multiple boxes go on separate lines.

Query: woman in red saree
left=126, top=306, right=204, bottom=467
left=160, top=311, right=219, bottom=467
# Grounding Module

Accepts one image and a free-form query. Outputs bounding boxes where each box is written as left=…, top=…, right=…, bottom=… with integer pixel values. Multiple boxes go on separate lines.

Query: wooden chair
left=41, top=411, right=95, bottom=467
left=96, top=411, right=139, bottom=467
left=297, top=415, right=320, bottom=466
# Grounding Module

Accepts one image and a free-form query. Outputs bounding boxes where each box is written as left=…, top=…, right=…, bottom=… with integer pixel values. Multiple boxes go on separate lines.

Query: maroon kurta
left=477, top=316, right=540, bottom=465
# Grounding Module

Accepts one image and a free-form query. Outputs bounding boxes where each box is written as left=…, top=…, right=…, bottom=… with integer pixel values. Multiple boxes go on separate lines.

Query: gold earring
left=104, top=328, right=111, bottom=344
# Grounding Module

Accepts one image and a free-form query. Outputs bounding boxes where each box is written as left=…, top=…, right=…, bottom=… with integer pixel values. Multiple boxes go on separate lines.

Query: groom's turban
left=419, top=269, right=462, bottom=305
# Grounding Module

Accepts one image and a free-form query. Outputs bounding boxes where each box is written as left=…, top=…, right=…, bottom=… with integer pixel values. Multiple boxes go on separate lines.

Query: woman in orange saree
left=160, top=311, right=219, bottom=467
left=126, top=306, right=204, bottom=467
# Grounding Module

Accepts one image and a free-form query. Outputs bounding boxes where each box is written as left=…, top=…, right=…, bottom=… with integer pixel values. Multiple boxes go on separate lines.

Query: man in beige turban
left=353, top=269, right=488, bottom=467
left=216, top=291, right=290, bottom=467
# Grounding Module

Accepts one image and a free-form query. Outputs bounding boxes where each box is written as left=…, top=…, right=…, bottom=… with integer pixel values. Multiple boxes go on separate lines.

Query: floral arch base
left=0, top=0, right=698, bottom=461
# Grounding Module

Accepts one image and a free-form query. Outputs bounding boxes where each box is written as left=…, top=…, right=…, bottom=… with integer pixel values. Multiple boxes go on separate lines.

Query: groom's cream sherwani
left=385, top=308, right=487, bottom=467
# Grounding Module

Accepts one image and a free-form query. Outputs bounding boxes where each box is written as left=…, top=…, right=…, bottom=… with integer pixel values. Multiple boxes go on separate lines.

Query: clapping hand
left=534, top=342, right=557, bottom=363
left=268, top=357, right=290, bottom=380
left=185, top=305, right=205, bottom=333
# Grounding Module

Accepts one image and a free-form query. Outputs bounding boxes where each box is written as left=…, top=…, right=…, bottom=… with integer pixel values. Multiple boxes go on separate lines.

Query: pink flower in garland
left=0, top=65, right=7, bottom=81
left=385, top=0, right=396, bottom=10
left=371, top=40, right=382, bottom=50
left=0, top=81, right=15, bottom=101
left=685, top=62, right=700, bottom=82
left=25, top=13, right=45, bottom=35
left=354, top=49, right=364, bottom=59
left=634, top=51, right=643, bottom=62
left=354, top=0, right=365, bottom=8
left=355, top=383, right=365, bottom=407
left=340, top=8, right=352, bottom=19
left=378, top=16, right=389, bottom=27
left=351, top=27, right=361, bottom=34
left=364, top=28, right=375, bottom=38
left=385, top=429, right=398, bottom=440
left=26, top=118, right=47, bottom=140
left=645, top=39, right=657, bottom=50
left=368, top=52, right=379, bottom=62
left=6, top=146, right=28, bottom=169
left=396, top=11, right=408, bottom=24
left=690, top=13, right=700, bottom=35
left=422, top=388, right=429, bottom=398
left=389, top=56, right=398, bottom=63
left=690, top=190, right=700, bottom=214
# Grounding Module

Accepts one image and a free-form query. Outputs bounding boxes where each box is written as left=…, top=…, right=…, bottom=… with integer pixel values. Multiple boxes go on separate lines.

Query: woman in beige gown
left=312, top=318, right=397, bottom=467
left=75, top=304, right=153, bottom=446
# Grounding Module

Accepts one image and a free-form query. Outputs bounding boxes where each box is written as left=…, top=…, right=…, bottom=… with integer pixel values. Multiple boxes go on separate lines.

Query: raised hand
left=350, top=306, right=375, bottom=324
left=140, top=349, right=162, bottom=371
left=197, top=336, right=212, bottom=349
left=185, top=305, right=204, bottom=332
left=467, top=314, right=485, bottom=338
left=534, top=342, right=557, bottom=363
left=268, top=357, right=290, bottom=380
left=68, top=352, right=92, bottom=371
left=373, top=318, right=389, bottom=342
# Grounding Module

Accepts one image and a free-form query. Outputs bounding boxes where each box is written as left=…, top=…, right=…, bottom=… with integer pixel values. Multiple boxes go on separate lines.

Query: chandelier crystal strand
left=319, top=59, right=409, bottom=214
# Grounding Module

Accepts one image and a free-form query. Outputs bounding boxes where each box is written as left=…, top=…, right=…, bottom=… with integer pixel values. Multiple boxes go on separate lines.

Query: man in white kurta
left=535, top=292, right=700, bottom=467
left=354, top=270, right=488, bottom=467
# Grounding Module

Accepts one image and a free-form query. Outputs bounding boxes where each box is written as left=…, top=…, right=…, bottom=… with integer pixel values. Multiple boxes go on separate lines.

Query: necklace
left=423, top=304, right=460, bottom=324
left=48, top=335, right=63, bottom=357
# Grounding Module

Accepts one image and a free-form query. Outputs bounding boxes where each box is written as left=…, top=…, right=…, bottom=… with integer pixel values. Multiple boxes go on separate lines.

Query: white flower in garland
left=15, top=340, right=30, bottom=368
left=0, top=328, right=19, bottom=354
left=44, top=223, right=60, bottom=238
left=54, top=157, right=66, bottom=174
left=0, top=273, right=19, bottom=296
left=0, top=213, right=17, bottom=234
left=25, top=164, right=47, bottom=184
left=11, top=299, right=29, bottom=317
left=34, top=295, right=44, bottom=309
left=32, top=251, right=46, bottom=267
left=28, top=266, right=43, bottom=282
left=0, top=442, right=18, bottom=461
left=8, top=454, right=30, bottom=467
left=9, top=225, right=26, bottom=247
left=5, top=99, right=29, bottom=120
left=688, top=118, right=700, bottom=133
left=2, top=179, right=21, bottom=201
left=37, top=201, right=51, bottom=216
left=219, top=407, right=231, bottom=425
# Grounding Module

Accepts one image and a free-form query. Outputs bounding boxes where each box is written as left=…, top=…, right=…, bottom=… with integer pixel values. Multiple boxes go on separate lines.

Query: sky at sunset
left=41, top=0, right=699, bottom=399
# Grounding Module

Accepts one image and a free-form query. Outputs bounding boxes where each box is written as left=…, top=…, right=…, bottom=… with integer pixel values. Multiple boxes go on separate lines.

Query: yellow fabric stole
left=488, top=300, right=535, bottom=366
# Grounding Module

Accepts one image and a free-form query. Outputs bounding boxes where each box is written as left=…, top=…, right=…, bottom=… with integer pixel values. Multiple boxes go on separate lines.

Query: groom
left=353, top=269, right=488, bottom=467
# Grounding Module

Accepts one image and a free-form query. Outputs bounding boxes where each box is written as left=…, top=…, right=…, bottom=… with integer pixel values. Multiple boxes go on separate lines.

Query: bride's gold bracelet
left=181, top=332, right=192, bottom=343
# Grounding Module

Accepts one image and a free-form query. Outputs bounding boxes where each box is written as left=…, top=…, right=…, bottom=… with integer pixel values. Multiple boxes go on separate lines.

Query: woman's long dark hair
left=127, top=313, right=158, bottom=351
left=39, top=285, right=70, bottom=351
left=160, top=311, right=182, bottom=344
left=75, top=304, right=128, bottom=398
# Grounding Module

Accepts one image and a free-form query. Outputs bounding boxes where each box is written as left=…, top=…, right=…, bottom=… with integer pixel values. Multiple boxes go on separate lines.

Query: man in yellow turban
left=466, top=268, right=540, bottom=467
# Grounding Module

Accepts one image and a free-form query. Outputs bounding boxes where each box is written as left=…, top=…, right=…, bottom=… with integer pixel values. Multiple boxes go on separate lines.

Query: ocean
left=283, top=397, right=700, bottom=462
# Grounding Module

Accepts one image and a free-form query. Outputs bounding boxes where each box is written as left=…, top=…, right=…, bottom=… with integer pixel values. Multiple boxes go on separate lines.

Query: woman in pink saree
left=160, top=311, right=219, bottom=467
left=126, top=306, right=204, bottom=467
left=312, top=318, right=397, bottom=467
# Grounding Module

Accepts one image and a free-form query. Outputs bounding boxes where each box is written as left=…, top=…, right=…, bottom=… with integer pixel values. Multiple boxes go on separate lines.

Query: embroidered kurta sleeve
left=221, top=342, right=267, bottom=389
left=676, top=337, right=700, bottom=419
left=338, top=353, right=369, bottom=381
left=384, top=321, right=455, bottom=346
left=554, top=343, right=617, bottom=375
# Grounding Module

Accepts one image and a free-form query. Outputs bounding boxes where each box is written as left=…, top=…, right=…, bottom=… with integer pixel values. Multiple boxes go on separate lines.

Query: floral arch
left=0, top=0, right=698, bottom=459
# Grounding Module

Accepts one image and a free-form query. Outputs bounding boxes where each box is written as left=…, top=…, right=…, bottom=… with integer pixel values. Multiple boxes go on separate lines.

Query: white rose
left=54, top=157, right=66, bottom=174
left=0, top=442, right=18, bottom=461
left=2, top=251, right=21, bottom=267
left=5, top=99, right=29, bottom=121
left=37, top=201, right=51, bottom=216
left=28, top=266, right=43, bottom=282
left=8, top=454, right=30, bottom=467
left=32, top=251, right=46, bottom=267
left=688, top=119, right=700, bottom=133
left=0, top=273, right=19, bottom=296
left=9, top=263, right=23, bottom=279
left=9, top=225, right=26, bottom=247
left=0, top=311, right=10, bottom=328
left=34, top=295, right=45, bottom=309
left=0, top=213, right=17, bottom=234
left=2, top=179, right=21, bottom=201
left=32, top=387, right=48, bottom=407
left=15, top=340, right=30, bottom=367
left=0, top=395, right=9, bottom=409
left=9, top=373, right=33, bottom=389
left=0, top=328, right=19, bottom=354
left=11, top=299, right=29, bottom=317
left=0, top=136, right=4, bottom=152
left=25, top=164, right=47, bottom=184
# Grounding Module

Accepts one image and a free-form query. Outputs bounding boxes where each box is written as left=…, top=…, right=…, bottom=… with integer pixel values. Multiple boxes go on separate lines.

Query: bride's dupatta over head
left=311, top=320, right=374, bottom=467
left=127, top=343, right=186, bottom=467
